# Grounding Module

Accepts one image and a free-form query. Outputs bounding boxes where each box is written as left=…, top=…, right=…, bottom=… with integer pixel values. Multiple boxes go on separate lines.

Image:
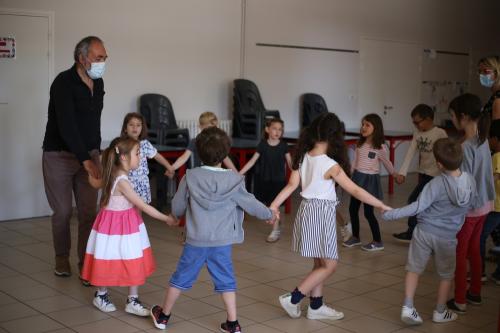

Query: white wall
left=1, top=0, right=499, bottom=137
left=243, top=0, right=500, bottom=132
left=242, top=0, right=499, bottom=175
left=1, top=0, right=499, bottom=158
left=0, top=0, right=242, bottom=140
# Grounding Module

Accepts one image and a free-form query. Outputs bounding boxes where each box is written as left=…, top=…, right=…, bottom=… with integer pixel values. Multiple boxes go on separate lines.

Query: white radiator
left=177, top=119, right=232, bottom=139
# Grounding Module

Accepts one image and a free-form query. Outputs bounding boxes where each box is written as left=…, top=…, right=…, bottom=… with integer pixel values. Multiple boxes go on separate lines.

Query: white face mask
left=86, top=61, right=106, bottom=79
left=480, top=73, right=495, bottom=88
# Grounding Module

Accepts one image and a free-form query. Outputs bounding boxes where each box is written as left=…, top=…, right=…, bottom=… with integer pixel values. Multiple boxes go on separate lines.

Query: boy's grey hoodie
left=383, top=172, right=476, bottom=239
left=172, top=167, right=272, bottom=247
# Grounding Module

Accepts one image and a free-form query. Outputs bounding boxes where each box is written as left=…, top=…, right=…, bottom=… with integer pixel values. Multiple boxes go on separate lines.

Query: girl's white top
left=300, top=153, right=338, bottom=201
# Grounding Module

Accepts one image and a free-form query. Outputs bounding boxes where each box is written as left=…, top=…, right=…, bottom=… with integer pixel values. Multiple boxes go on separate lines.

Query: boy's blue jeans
left=170, top=244, right=237, bottom=292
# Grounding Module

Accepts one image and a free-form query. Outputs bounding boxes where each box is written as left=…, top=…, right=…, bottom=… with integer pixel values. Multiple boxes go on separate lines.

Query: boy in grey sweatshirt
left=150, top=127, right=276, bottom=333
left=383, top=138, right=476, bottom=326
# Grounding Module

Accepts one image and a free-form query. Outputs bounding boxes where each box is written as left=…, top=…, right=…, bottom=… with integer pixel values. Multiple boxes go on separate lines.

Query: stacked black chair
left=232, top=79, right=279, bottom=140
left=139, top=93, right=189, bottom=209
left=139, top=93, right=189, bottom=147
left=301, top=93, right=329, bottom=128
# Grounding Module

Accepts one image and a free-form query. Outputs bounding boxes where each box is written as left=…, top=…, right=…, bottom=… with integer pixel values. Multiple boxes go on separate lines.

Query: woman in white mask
left=478, top=56, right=500, bottom=120
left=478, top=56, right=500, bottom=285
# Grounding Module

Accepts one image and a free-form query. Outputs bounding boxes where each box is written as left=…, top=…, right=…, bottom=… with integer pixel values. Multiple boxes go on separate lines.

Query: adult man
left=42, top=36, right=107, bottom=279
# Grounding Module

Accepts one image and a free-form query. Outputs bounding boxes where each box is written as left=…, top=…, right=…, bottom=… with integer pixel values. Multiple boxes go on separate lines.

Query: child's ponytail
left=100, top=138, right=121, bottom=207
left=100, top=137, right=139, bottom=206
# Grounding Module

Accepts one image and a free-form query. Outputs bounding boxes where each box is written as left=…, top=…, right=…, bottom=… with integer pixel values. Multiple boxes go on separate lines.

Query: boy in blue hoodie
left=150, top=127, right=276, bottom=333
left=383, top=138, right=476, bottom=326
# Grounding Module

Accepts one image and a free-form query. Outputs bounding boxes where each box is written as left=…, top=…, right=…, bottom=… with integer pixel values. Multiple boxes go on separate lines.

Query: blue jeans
left=480, top=211, right=500, bottom=275
left=170, top=244, right=237, bottom=292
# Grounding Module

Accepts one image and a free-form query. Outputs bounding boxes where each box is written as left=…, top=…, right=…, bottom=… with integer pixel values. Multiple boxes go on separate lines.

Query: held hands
left=379, top=203, right=393, bottom=214
left=83, top=160, right=101, bottom=179
left=267, top=206, right=280, bottom=224
left=394, top=174, right=405, bottom=185
left=88, top=174, right=103, bottom=189
left=164, top=214, right=179, bottom=226
left=164, top=167, right=175, bottom=179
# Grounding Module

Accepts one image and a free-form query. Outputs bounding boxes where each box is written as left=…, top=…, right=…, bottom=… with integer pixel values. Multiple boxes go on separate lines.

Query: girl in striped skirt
left=82, top=137, right=177, bottom=316
left=270, top=113, right=392, bottom=321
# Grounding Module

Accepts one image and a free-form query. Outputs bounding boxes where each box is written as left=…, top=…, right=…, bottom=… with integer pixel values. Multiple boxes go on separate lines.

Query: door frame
left=0, top=8, right=54, bottom=220
left=359, top=36, right=422, bottom=131
left=0, top=8, right=54, bottom=86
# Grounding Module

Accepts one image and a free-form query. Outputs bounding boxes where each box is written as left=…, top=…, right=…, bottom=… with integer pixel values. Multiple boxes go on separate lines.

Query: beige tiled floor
left=0, top=175, right=499, bottom=332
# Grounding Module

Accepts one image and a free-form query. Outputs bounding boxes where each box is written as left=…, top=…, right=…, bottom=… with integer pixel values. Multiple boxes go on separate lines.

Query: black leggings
left=349, top=197, right=381, bottom=243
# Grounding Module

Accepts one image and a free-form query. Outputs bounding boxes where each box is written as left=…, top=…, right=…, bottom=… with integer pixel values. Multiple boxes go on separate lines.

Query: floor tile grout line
left=0, top=264, right=118, bottom=331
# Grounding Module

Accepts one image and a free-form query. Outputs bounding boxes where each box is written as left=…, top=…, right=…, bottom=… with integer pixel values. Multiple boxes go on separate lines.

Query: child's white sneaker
left=401, top=306, right=423, bottom=325
left=266, top=229, right=281, bottom=243
left=93, top=292, right=116, bottom=313
left=432, top=309, right=457, bottom=323
left=125, top=297, right=149, bottom=316
left=340, top=223, right=352, bottom=242
left=278, top=293, right=301, bottom=318
left=307, top=304, right=344, bottom=320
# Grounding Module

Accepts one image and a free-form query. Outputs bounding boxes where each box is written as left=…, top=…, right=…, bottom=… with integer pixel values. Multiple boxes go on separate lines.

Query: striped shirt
left=352, top=143, right=395, bottom=175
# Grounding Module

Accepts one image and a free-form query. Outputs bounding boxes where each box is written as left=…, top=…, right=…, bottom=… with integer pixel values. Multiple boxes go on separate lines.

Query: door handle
left=383, top=105, right=393, bottom=110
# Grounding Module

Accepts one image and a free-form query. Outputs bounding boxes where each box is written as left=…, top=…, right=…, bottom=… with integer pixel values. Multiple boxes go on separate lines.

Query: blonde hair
left=479, top=56, right=500, bottom=84
left=199, top=111, right=218, bottom=127
left=100, top=137, right=139, bottom=206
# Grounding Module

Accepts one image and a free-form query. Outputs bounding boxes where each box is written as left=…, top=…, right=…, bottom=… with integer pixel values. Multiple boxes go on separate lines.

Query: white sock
left=403, top=297, right=413, bottom=308
left=436, top=303, right=446, bottom=313
left=97, top=288, right=108, bottom=296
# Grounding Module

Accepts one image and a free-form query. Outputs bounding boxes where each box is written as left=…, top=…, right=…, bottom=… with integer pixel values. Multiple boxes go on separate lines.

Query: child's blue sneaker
left=361, top=242, right=384, bottom=252
left=342, top=237, right=361, bottom=248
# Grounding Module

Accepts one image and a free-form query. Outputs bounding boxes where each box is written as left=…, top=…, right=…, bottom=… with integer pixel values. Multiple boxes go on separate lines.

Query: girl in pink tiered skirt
left=81, top=137, right=177, bottom=316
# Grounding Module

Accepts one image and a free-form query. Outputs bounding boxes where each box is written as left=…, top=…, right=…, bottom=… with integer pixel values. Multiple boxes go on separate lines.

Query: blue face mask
left=480, top=73, right=495, bottom=88
left=86, top=61, right=106, bottom=79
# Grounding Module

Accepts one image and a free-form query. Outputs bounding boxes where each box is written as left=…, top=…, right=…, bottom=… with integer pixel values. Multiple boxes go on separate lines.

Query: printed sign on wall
left=0, top=37, right=16, bottom=59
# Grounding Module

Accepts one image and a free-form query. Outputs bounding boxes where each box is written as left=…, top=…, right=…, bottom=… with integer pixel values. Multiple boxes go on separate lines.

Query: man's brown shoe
left=54, top=256, right=71, bottom=277
left=77, top=262, right=90, bottom=286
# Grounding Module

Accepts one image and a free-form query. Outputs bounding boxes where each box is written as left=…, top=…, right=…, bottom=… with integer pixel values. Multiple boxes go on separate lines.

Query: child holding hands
left=269, top=113, right=391, bottom=320
left=82, top=137, right=177, bottom=315
left=384, top=138, right=476, bottom=325
left=151, top=127, right=277, bottom=333
left=392, top=104, right=447, bottom=242
left=239, top=118, right=292, bottom=242
left=121, top=112, right=174, bottom=203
